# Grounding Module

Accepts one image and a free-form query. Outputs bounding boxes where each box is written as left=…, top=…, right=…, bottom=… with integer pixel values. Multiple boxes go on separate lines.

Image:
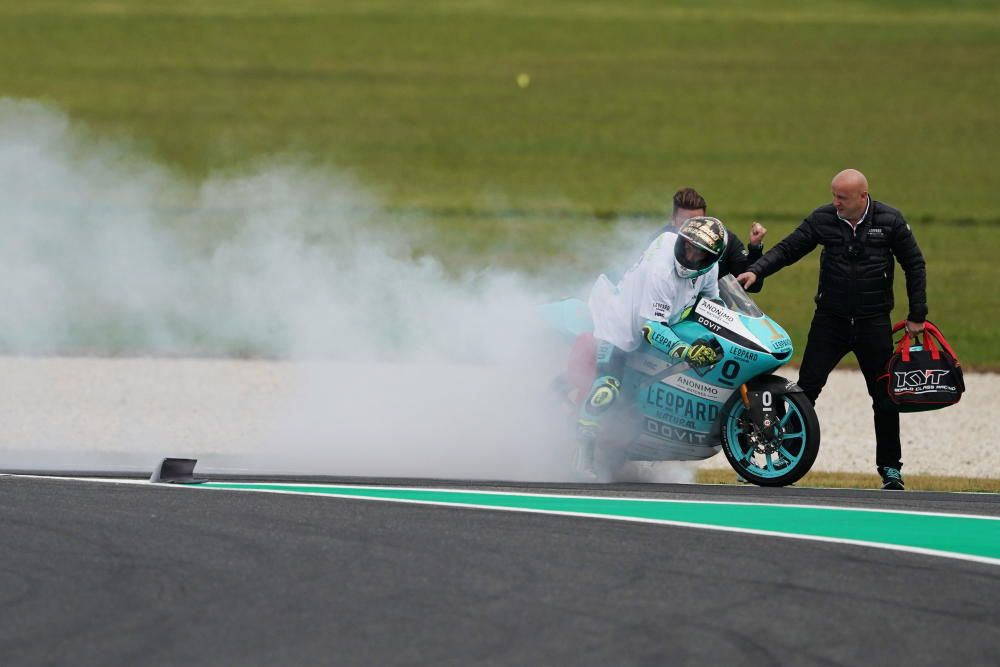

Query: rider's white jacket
left=589, top=231, right=719, bottom=352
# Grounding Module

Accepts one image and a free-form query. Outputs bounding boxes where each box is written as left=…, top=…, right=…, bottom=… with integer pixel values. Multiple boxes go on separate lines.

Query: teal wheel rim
left=725, top=398, right=808, bottom=479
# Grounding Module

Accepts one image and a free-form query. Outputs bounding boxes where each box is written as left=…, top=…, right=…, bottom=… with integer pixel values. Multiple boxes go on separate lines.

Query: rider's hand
left=736, top=271, right=758, bottom=289
left=749, top=221, right=767, bottom=246
left=905, top=320, right=925, bottom=335
left=683, top=343, right=720, bottom=368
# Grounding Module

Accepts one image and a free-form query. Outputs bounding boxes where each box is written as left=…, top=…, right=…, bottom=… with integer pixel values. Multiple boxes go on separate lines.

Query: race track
left=1, top=475, right=998, bottom=666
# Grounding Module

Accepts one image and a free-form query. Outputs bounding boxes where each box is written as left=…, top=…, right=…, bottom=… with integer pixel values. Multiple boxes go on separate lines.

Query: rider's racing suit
left=578, top=231, right=721, bottom=452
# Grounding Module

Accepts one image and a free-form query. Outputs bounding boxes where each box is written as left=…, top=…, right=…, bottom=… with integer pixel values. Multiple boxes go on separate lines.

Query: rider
left=576, top=216, right=728, bottom=469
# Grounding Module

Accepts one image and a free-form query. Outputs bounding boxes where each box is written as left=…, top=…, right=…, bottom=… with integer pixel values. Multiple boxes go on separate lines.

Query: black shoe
left=879, top=467, right=905, bottom=490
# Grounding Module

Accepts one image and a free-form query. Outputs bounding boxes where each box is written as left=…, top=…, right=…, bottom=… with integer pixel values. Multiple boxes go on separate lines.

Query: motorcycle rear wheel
left=721, top=391, right=820, bottom=487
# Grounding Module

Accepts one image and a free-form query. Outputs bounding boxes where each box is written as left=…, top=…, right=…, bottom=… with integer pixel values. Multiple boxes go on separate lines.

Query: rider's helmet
left=674, top=216, right=728, bottom=279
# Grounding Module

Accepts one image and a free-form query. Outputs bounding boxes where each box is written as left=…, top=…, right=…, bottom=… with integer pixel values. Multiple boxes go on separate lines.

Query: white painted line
left=189, top=484, right=1000, bottom=568
left=9, top=474, right=999, bottom=568
left=8, top=473, right=1000, bottom=521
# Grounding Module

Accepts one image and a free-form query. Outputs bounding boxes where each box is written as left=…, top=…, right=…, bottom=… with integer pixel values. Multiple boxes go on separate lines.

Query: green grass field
left=1, top=1, right=998, bottom=363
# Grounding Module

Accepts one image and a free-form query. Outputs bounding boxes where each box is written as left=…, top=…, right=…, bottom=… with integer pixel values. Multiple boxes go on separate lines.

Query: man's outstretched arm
left=738, top=218, right=818, bottom=289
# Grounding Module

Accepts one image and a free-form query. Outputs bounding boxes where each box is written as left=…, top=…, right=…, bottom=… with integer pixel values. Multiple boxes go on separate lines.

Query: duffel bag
left=877, top=321, right=965, bottom=412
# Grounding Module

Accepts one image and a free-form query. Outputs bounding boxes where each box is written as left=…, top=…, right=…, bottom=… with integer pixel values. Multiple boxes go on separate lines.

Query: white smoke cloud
left=0, top=99, right=564, bottom=360
left=0, top=98, right=693, bottom=483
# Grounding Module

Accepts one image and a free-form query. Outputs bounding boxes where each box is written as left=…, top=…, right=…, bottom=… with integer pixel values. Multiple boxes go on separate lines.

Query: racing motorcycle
left=543, top=274, right=820, bottom=487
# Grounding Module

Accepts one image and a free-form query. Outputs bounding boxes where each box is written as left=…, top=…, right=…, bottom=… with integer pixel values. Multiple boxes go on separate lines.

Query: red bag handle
left=892, top=322, right=917, bottom=362
left=922, top=321, right=961, bottom=365
left=896, top=331, right=912, bottom=362
left=922, top=329, right=941, bottom=360
left=891, top=320, right=959, bottom=365
left=892, top=321, right=910, bottom=360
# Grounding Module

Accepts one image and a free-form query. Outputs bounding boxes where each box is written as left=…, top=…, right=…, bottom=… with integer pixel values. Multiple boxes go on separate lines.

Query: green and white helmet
left=674, top=216, right=728, bottom=279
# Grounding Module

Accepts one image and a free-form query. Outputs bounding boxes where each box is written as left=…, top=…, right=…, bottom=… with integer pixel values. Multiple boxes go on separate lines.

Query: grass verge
left=1, top=1, right=998, bottom=222
left=0, top=1, right=997, bottom=362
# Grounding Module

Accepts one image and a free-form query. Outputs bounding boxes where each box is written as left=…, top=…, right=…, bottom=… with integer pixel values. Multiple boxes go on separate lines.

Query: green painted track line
left=198, top=483, right=1000, bottom=566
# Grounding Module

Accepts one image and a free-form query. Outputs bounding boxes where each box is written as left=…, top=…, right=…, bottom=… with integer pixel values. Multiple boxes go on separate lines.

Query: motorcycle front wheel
left=721, top=391, right=820, bottom=487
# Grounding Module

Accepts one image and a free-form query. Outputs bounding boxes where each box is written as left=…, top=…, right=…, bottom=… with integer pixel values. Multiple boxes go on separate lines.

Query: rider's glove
left=678, top=342, right=720, bottom=368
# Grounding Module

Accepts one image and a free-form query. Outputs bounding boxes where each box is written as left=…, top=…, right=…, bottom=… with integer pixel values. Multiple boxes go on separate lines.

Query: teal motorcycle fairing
left=543, top=275, right=820, bottom=485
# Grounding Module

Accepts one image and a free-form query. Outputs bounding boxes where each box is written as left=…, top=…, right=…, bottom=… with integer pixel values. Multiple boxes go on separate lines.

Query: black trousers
left=797, top=311, right=901, bottom=470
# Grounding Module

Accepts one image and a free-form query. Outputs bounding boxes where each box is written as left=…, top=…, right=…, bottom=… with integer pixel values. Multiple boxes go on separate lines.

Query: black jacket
left=718, top=232, right=764, bottom=292
left=747, top=200, right=927, bottom=321
left=650, top=224, right=764, bottom=292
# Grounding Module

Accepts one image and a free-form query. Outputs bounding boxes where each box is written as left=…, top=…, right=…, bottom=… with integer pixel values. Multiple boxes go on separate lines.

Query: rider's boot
left=573, top=428, right=597, bottom=478
left=574, top=375, right=621, bottom=477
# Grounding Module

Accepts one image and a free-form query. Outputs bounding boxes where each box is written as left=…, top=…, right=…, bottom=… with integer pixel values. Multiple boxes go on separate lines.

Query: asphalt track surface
left=2, top=475, right=999, bottom=666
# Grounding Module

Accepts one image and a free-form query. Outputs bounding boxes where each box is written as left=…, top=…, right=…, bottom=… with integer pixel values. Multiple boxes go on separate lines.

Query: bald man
left=737, top=169, right=927, bottom=490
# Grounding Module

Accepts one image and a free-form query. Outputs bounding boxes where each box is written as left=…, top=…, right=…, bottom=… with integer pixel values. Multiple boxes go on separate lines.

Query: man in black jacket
left=737, top=169, right=927, bottom=490
left=652, top=187, right=768, bottom=290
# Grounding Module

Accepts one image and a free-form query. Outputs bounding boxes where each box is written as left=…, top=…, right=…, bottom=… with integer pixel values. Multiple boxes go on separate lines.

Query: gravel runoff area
left=0, top=357, right=992, bottom=480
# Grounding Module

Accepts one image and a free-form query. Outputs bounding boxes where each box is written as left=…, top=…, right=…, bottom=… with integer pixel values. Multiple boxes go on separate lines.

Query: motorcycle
left=543, top=274, right=820, bottom=487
